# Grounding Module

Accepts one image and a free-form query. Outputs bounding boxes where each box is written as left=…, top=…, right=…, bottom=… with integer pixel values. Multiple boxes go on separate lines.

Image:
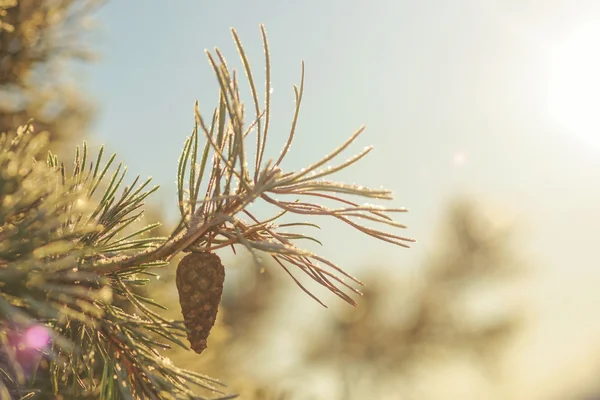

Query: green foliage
left=0, top=24, right=413, bottom=399
left=0, top=124, right=227, bottom=399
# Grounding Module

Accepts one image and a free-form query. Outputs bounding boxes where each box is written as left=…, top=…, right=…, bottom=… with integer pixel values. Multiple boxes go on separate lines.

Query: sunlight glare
left=544, top=23, right=600, bottom=149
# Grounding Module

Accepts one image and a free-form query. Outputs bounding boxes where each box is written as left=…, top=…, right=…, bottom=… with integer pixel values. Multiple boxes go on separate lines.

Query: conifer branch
left=0, top=24, right=414, bottom=398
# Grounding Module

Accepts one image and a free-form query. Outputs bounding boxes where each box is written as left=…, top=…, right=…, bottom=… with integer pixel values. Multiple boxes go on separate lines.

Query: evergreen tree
left=303, top=199, right=522, bottom=399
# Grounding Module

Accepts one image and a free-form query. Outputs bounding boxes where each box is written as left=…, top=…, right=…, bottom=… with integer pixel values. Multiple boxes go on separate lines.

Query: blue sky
left=84, top=0, right=600, bottom=269
left=82, top=1, right=600, bottom=396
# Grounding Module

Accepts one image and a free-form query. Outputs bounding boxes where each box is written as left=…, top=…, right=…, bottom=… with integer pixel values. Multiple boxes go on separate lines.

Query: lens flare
left=24, top=325, right=50, bottom=350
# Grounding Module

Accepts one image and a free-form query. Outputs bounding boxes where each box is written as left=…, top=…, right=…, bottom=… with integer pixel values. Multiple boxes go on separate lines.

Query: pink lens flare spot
left=24, top=326, right=50, bottom=350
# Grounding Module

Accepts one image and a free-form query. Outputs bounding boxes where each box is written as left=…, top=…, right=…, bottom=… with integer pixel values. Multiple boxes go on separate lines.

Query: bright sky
left=84, top=1, right=600, bottom=398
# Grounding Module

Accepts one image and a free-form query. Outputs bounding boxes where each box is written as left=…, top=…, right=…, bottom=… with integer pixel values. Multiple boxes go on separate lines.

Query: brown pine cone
left=175, top=252, right=225, bottom=354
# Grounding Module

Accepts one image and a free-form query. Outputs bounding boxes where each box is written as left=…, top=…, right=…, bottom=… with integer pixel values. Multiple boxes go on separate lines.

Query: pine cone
left=175, top=252, right=225, bottom=354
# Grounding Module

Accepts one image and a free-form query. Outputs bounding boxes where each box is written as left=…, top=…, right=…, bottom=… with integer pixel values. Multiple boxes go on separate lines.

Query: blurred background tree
left=0, top=0, right=103, bottom=158
left=301, top=199, right=523, bottom=399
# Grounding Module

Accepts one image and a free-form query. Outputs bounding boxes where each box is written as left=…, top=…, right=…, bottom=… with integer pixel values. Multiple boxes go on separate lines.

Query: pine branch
left=92, top=25, right=415, bottom=308
left=0, top=24, right=414, bottom=399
